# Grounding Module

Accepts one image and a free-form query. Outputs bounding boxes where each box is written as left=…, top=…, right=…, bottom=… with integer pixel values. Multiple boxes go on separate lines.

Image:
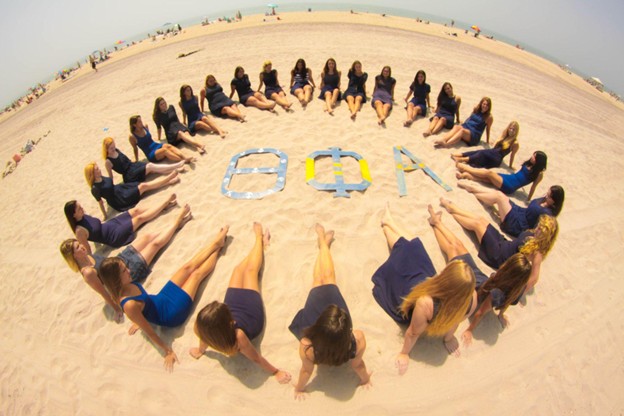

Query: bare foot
left=253, top=221, right=263, bottom=236
left=350, top=112, right=357, bottom=120
left=422, top=130, right=432, bottom=137
left=177, top=204, right=192, bottom=229
left=165, top=193, right=178, bottom=209
left=433, top=140, right=445, bottom=147
left=439, top=197, right=454, bottom=213
left=450, top=154, right=462, bottom=162
left=456, top=172, right=470, bottom=180
left=444, top=336, right=461, bottom=356
left=324, top=230, right=335, bottom=246
left=381, top=202, right=393, bottom=228
left=239, top=116, right=246, bottom=123
left=197, top=146, right=206, bottom=155
left=216, top=225, right=230, bottom=248
left=404, top=119, right=412, bottom=127
left=219, top=130, right=228, bottom=138
left=427, top=204, right=442, bottom=226
left=168, top=175, right=181, bottom=186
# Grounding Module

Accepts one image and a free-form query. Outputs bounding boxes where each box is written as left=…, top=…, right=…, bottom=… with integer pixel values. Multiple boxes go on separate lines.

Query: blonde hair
left=400, top=260, right=475, bottom=336
left=520, top=215, right=558, bottom=258
left=262, top=60, right=272, bottom=71
left=496, top=121, right=520, bottom=151
left=84, top=162, right=96, bottom=187
left=60, top=239, right=80, bottom=272
left=204, top=74, right=216, bottom=88
left=102, top=137, right=114, bottom=160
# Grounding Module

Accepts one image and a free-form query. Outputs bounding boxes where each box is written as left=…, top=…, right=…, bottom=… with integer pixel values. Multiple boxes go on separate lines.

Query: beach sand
left=1, top=11, right=623, bottom=415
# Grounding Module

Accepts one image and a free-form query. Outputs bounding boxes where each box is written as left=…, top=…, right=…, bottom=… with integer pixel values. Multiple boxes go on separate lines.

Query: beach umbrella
left=471, top=25, right=481, bottom=32
left=267, top=3, right=278, bottom=8
left=115, top=40, right=126, bottom=45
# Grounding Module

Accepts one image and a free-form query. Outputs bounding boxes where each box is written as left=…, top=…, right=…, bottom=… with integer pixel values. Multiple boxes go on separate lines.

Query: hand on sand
left=444, top=336, right=461, bottom=356
left=274, top=370, right=292, bottom=384
left=113, top=310, right=124, bottom=324
left=461, top=330, right=473, bottom=348
left=164, top=350, right=179, bottom=372
left=293, top=387, right=308, bottom=401
left=395, top=353, right=409, bottom=375
left=188, top=347, right=205, bottom=359
left=359, top=372, right=373, bottom=389
left=498, top=313, right=510, bottom=329
left=128, top=323, right=140, bottom=335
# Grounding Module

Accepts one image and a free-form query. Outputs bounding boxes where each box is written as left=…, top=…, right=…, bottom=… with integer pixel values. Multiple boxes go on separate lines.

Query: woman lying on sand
left=318, top=58, right=341, bottom=115
left=439, top=197, right=558, bottom=291
left=179, top=84, right=227, bottom=138
left=403, top=70, right=431, bottom=127
left=372, top=205, right=476, bottom=375
left=290, top=58, right=315, bottom=108
left=458, top=182, right=565, bottom=237
left=191, top=223, right=291, bottom=384
left=456, top=151, right=547, bottom=201
left=425, top=205, right=533, bottom=345
left=434, top=97, right=493, bottom=147
left=258, top=61, right=293, bottom=111
left=103, top=137, right=184, bottom=183
left=99, top=223, right=227, bottom=372
left=343, top=60, right=367, bottom=120
left=230, top=66, right=276, bottom=112
left=371, top=65, right=396, bottom=126
left=84, top=162, right=178, bottom=216
left=423, top=82, right=461, bottom=137
left=289, top=224, right=371, bottom=399
left=153, top=97, right=206, bottom=154
left=451, top=121, right=520, bottom=169
left=64, top=193, right=175, bottom=253
left=59, top=203, right=191, bottom=323
left=200, top=75, right=246, bottom=122
left=128, top=115, right=195, bottom=164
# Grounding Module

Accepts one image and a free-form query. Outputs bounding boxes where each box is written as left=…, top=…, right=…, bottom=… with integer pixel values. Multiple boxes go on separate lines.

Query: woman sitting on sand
left=190, top=223, right=291, bottom=384
left=103, top=137, right=184, bottom=184
left=179, top=84, right=227, bottom=138
left=290, top=58, right=315, bottom=108
left=258, top=61, right=292, bottom=111
left=84, top=162, right=178, bottom=217
left=425, top=204, right=533, bottom=345
left=423, top=82, right=461, bottom=137
left=128, top=115, right=195, bottom=164
left=230, top=66, right=276, bottom=112
left=343, top=60, right=368, bottom=120
left=289, top=224, right=371, bottom=399
left=152, top=97, right=206, bottom=154
left=59, top=203, right=191, bottom=323
left=434, top=97, right=493, bottom=147
left=456, top=151, right=547, bottom=201
left=439, top=198, right=558, bottom=292
left=459, top=182, right=565, bottom=237
left=99, top=224, right=228, bottom=372
left=318, top=58, right=341, bottom=115
left=200, top=75, right=246, bottom=122
left=371, top=65, right=396, bottom=126
left=373, top=205, right=476, bottom=375
left=64, top=193, right=175, bottom=253
left=403, top=70, right=431, bottom=127
left=451, top=121, right=520, bottom=169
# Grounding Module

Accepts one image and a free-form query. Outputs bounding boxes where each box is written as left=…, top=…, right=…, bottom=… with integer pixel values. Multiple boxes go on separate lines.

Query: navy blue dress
left=77, top=213, right=135, bottom=247
left=230, top=74, right=255, bottom=104
left=289, top=284, right=350, bottom=340
left=501, top=198, right=552, bottom=237
left=107, top=149, right=146, bottom=183
left=409, top=82, right=431, bottom=115
left=343, top=70, right=368, bottom=103
left=180, top=96, right=204, bottom=133
left=224, top=288, right=265, bottom=340
left=478, top=225, right=533, bottom=269
left=204, top=84, right=235, bottom=116
left=434, top=96, right=458, bottom=129
left=262, top=70, right=283, bottom=99
left=91, top=177, right=140, bottom=212
left=318, top=72, right=341, bottom=99
left=155, top=105, right=188, bottom=145
left=371, top=75, right=396, bottom=107
left=462, top=112, right=487, bottom=146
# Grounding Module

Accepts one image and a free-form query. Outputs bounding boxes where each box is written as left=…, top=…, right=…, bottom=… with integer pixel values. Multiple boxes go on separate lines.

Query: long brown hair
left=400, top=260, right=475, bottom=336
left=195, top=302, right=238, bottom=356
left=303, top=304, right=353, bottom=366
left=478, top=253, right=532, bottom=311
left=99, top=257, right=125, bottom=306
left=64, top=200, right=78, bottom=232
left=129, top=115, right=141, bottom=133
left=152, top=97, right=166, bottom=127
left=473, top=96, right=492, bottom=119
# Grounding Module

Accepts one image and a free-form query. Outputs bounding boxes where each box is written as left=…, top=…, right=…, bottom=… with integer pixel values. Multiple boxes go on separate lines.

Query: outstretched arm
left=97, top=199, right=107, bottom=219
left=257, top=73, right=265, bottom=92
left=81, top=268, right=122, bottom=321
left=455, top=96, right=462, bottom=123
left=485, top=115, right=493, bottom=145
left=129, top=135, right=139, bottom=162
left=527, top=171, right=544, bottom=201
left=293, top=339, right=316, bottom=399
left=237, top=331, right=291, bottom=384
left=396, top=298, right=430, bottom=375
left=124, top=301, right=178, bottom=372
left=199, top=89, right=206, bottom=113
left=525, top=252, right=543, bottom=292
left=350, top=330, right=371, bottom=387
left=308, top=69, right=316, bottom=88
left=508, top=142, right=519, bottom=169
left=104, top=159, right=114, bottom=180
left=74, top=227, right=92, bottom=255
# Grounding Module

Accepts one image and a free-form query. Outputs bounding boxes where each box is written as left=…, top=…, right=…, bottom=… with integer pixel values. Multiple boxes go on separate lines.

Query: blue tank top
left=133, top=128, right=156, bottom=156
left=262, top=70, right=278, bottom=88
left=501, top=165, right=532, bottom=194
left=525, top=198, right=553, bottom=228
left=439, top=96, right=457, bottom=116
left=120, top=282, right=162, bottom=325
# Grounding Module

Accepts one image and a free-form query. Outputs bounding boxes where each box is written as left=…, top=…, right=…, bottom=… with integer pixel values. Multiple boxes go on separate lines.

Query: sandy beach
left=1, top=11, right=624, bottom=415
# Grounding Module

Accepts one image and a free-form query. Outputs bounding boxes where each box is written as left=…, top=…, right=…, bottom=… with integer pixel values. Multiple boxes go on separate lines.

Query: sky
left=1, top=0, right=623, bottom=107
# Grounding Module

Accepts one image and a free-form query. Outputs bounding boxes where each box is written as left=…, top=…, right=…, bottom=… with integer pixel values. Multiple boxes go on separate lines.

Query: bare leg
left=128, top=193, right=176, bottom=230
left=456, top=163, right=503, bottom=188
left=450, top=153, right=469, bottom=163
left=173, top=225, right=229, bottom=300
left=380, top=203, right=410, bottom=250
left=271, top=92, right=292, bottom=110
left=434, top=125, right=465, bottom=147
left=228, top=222, right=268, bottom=293
left=197, top=117, right=228, bottom=138
left=439, top=198, right=489, bottom=243
left=222, top=105, right=246, bottom=122
left=155, top=144, right=194, bottom=164
left=303, top=85, right=313, bottom=103
left=133, top=204, right=193, bottom=264
left=429, top=117, right=448, bottom=136
left=405, top=103, right=415, bottom=126
left=346, top=96, right=356, bottom=116
left=312, top=223, right=336, bottom=288
left=137, top=171, right=179, bottom=194
left=330, top=89, right=340, bottom=108
left=458, top=181, right=513, bottom=221
left=178, top=131, right=206, bottom=154
left=145, top=161, right=185, bottom=175
left=427, top=205, right=468, bottom=260
left=374, top=101, right=385, bottom=125
left=324, top=92, right=334, bottom=114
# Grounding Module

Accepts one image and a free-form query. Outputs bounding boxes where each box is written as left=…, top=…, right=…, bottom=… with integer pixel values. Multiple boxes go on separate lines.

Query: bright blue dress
left=499, top=165, right=532, bottom=195
left=120, top=281, right=192, bottom=327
